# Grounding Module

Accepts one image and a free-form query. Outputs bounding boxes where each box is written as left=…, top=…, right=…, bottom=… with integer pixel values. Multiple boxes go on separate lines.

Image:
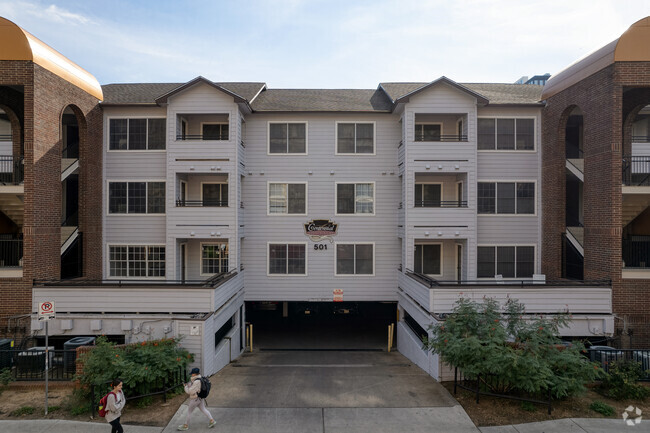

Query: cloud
left=42, top=4, right=91, bottom=25
left=0, top=1, right=92, bottom=25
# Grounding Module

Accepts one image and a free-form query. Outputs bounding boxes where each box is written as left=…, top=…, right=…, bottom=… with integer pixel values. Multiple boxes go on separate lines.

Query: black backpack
left=196, top=376, right=211, bottom=398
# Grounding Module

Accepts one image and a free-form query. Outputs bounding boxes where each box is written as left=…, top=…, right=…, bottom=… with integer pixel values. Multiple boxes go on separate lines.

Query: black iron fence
left=0, top=239, right=22, bottom=267
left=622, top=156, right=650, bottom=186
left=415, top=134, right=468, bottom=142
left=0, top=349, right=79, bottom=381
left=89, top=366, right=187, bottom=415
left=0, top=156, right=23, bottom=184
left=588, top=348, right=650, bottom=380
left=176, top=199, right=228, bottom=207
left=453, top=367, right=553, bottom=415
left=176, top=134, right=229, bottom=141
left=414, top=200, right=468, bottom=208
left=622, top=239, right=650, bottom=268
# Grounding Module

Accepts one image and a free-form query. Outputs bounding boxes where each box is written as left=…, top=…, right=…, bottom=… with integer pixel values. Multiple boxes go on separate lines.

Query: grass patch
left=590, top=401, right=615, bottom=417
left=11, top=406, right=35, bottom=416
left=135, top=396, right=153, bottom=409
left=520, top=401, right=537, bottom=412
left=47, top=405, right=61, bottom=413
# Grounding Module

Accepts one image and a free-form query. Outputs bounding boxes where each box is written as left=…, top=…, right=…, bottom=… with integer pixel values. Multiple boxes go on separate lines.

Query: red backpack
left=98, top=392, right=116, bottom=417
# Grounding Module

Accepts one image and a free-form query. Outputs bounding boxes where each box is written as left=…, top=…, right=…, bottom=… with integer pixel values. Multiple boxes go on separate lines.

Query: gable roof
left=381, top=77, right=489, bottom=105
left=250, top=88, right=393, bottom=112
left=380, top=82, right=543, bottom=105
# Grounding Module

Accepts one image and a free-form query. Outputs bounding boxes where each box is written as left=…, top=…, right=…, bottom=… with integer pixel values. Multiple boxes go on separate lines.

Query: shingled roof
left=250, top=89, right=393, bottom=112
left=101, top=82, right=266, bottom=105
left=380, top=82, right=543, bottom=105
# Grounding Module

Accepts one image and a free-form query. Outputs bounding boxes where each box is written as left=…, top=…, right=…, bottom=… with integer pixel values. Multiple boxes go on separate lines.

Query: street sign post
left=38, top=301, right=55, bottom=415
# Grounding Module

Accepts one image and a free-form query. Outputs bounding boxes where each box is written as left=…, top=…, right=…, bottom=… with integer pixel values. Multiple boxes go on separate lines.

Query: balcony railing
left=0, top=239, right=23, bottom=267
left=415, top=134, right=468, bottom=142
left=622, top=156, right=650, bottom=186
left=176, top=134, right=229, bottom=141
left=176, top=199, right=228, bottom=207
left=0, top=134, right=11, bottom=141
left=632, top=135, right=650, bottom=143
left=0, top=156, right=24, bottom=185
left=622, top=239, right=650, bottom=268
left=414, top=200, right=468, bottom=208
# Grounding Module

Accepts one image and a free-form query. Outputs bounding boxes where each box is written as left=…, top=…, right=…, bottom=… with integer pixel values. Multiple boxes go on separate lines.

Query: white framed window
left=335, top=243, right=374, bottom=276
left=477, top=245, right=535, bottom=278
left=414, top=123, right=442, bottom=142
left=200, top=182, right=228, bottom=207
left=336, top=182, right=375, bottom=215
left=108, top=181, right=165, bottom=214
left=268, top=122, right=307, bottom=154
left=268, top=182, right=307, bottom=215
left=108, top=245, right=165, bottom=278
left=477, top=181, right=535, bottom=215
left=201, top=122, right=229, bottom=140
left=267, top=243, right=307, bottom=275
left=201, top=243, right=229, bottom=276
left=336, top=122, right=375, bottom=154
left=414, top=243, right=442, bottom=276
left=477, top=117, right=535, bottom=151
left=108, top=118, right=166, bottom=151
left=414, top=183, right=442, bottom=207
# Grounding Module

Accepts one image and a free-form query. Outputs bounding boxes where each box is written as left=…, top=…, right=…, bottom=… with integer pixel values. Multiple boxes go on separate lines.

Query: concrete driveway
left=162, top=350, right=480, bottom=433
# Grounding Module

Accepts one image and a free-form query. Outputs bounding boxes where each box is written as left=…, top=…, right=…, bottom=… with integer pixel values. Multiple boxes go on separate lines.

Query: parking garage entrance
left=245, top=301, right=397, bottom=350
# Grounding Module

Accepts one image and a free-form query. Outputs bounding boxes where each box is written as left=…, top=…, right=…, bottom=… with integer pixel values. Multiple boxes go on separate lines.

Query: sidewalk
left=0, top=419, right=162, bottom=433
left=479, top=418, right=650, bottom=433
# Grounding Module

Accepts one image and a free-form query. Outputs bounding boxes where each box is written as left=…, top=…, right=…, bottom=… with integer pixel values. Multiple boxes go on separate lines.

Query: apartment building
left=4, top=15, right=648, bottom=380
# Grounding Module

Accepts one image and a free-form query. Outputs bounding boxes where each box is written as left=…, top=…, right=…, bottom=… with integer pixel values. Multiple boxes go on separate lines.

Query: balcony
left=176, top=199, right=228, bottom=207
left=0, top=156, right=24, bottom=185
left=0, top=238, right=22, bottom=277
left=414, top=200, right=468, bottom=208
left=176, top=133, right=229, bottom=141
left=622, top=156, right=650, bottom=186
left=622, top=238, right=650, bottom=269
left=415, top=133, right=468, bottom=142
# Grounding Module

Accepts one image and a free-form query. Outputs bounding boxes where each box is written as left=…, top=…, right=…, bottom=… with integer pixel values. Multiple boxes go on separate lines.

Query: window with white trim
left=268, top=243, right=306, bottom=275
left=336, top=183, right=374, bottom=214
left=202, top=123, right=229, bottom=140
left=201, top=243, right=229, bottom=275
left=109, top=245, right=165, bottom=278
left=269, top=123, right=307, bottom=154
left=337, top=123, right=374, bottom=154
left=202, top=183, right=228, bottom=207
left=108, top=181, right=165, bottom=214
left=414, top=244, right=442, bottom=275
left=477, top=246, right=534, bottom=278
left=415, top=123, right=441, bottom=141
left=109, top=118, right=165, bottom=150
left=477, top=118, right=535, bottom=150
left=477, top=182, right=534, bottom=214
left=414, top=183, right=441, bottom=207
left=336, top=243, right=373, bottom=275
left=269, top=183, right=306, bottom=214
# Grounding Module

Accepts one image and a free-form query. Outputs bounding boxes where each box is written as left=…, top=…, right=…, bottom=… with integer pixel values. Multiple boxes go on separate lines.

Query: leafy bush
left=426, top=297, right=602, bottom=399
left=48, top=405, right=61, bottom=413
left=0, top=367, right=13, bottom=386
left=10, top=406, right=34, bottom=416
left=69, top=404, right=89, bottom=416
left=75, top=336, right=193, bottom=401
left=590, top=401, right=615, bottom=417
left=598, top=359, right=650, bottom=401
left=135, top=396, right=153, bottom=408
left=520, top=401, right=537, bottom=412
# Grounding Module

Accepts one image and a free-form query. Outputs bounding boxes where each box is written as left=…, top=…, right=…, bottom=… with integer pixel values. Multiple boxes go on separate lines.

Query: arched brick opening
left=0, top=104, right=23, bottom=158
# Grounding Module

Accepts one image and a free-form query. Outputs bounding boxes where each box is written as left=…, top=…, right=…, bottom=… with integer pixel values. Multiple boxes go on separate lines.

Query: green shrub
left=590, top=401, right=615, bottom=416
left=0, top=367, right=13, bottom=386
left=75, top=336, right=193, bottom=401
left=426, top=297, right=603, bottom=399
left=48, top=405, right=61, bottom=413
left=598, top=359, right=650, bottom=401
left=11, top=406, right=34, bottom=416
left=520, top=401, right=537, bottom=412
left=69, top=405, right=89, bottom=416
left=135, top=396, right=153, bottom=408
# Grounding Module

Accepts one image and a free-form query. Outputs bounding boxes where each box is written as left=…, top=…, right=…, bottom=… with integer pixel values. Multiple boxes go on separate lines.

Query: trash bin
left=0, top=338, right=13, bottom=369
left=63, top=337, right=96, bottom=373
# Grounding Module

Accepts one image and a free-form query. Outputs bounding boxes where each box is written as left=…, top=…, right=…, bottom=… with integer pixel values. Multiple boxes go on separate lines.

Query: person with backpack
left=177, top=367, right=216, bottom=431
left=105, top=378, right=126, bottom=433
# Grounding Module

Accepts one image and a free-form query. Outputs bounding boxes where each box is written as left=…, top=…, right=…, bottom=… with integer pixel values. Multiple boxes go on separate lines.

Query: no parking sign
left=38, top=301, right=56, bottom=321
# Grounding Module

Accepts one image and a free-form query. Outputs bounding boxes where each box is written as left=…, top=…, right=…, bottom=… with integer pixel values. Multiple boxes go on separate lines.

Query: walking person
left=178, top=367, right=216, bottom=430
left=106, top=378, right=126, bottom=433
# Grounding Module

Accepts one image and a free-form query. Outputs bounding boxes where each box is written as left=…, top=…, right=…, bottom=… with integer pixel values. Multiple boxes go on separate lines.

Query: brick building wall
left=542, top=62, right=650, bottom=348
left=0, top=61, right=103, bottom=338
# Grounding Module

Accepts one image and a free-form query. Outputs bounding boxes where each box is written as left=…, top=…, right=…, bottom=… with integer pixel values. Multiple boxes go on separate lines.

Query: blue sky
left=0, top=0, right=648, bottom=88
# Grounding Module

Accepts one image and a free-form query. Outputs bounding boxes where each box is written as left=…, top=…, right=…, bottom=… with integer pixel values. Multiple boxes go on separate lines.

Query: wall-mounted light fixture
left=425, top=164, right=431, bottom=170
left=424, top=231, right=430, bottom=236
left=190, top=231, right=196, bottom=236
left=210, top=166, right=216, bottom=171
left=437, top=231, right=443, bottom=236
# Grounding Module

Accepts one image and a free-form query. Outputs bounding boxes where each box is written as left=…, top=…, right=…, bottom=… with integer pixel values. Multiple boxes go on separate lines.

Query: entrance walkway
left=162, top=350, right=480, bottom=432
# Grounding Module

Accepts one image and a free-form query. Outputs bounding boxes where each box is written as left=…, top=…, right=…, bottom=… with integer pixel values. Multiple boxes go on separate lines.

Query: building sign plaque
left=304, top=219, right=338, bottom=242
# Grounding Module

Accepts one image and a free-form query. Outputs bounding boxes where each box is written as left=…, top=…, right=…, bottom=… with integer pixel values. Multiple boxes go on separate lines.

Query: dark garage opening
left=245, top=301, right=397, bottom=350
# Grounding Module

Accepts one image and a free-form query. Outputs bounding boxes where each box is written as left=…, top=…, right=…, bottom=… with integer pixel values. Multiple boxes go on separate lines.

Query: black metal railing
left=632, top=135, right=650, bottom=143
left=62, top=211, right=79, bottom=227
left=0, top=239, right=22, bottom=267
left=622, top=239, right=650, bottom=268
left=0, top=349, right=79, bottom=381
left=0, top=134, right=11, bottom=141
left=414, top=200, right=468, bottom=208
left=176, top=134, right=229, bottom=141
left=587, top=348, right=650, bottom=381
left=415, top=134, right=468, bottom=142
left=0, top=156, right=24, bottom=184
left=622, top=156, right=650, bottom=186
left=454, top=367, right=553, bottom=414
left=62, top=142, right=79, bottom=159
left=176, top=199, right=228, bottom=207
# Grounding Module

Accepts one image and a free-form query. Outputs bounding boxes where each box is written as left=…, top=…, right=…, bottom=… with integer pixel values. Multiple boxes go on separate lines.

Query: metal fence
left=623, top=156, right=650, bottom=186
left=0, top=349, right=79, bottom=381
left=622, top=239, right=650, bottom=268
left=0, top=156, right=23, bottom=184
left=0, top=239, right=22, bottom=267
left=588, top=348, right=650, bottom=381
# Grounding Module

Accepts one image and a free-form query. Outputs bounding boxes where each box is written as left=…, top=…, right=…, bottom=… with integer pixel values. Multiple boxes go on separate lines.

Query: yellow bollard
left=249, top=324, right=253, bottom=352
left=388, top=325, right=392, bottom=352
